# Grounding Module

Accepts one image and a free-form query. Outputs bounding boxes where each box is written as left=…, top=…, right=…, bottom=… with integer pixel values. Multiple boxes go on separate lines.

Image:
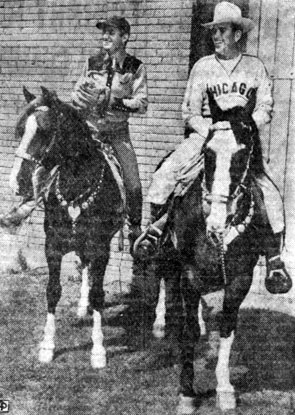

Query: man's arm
left=252, top=60, right=273, bottom=130
left=72, top=59, right=109, bottom=110
left=71, top=60, right=89, bottom=108
left=112, top=63, right=148, bottom=114
left=182, top=62, right=212, bottom=138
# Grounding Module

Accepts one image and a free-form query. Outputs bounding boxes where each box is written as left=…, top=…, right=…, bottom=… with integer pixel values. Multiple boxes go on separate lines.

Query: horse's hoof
left=39, top=347, right=54, bottom=364
left=177, top=394, right=198, bottom=415
left=91, top=347, right=106, bottom=369
left=77, top=305, right=88, bottom=318
left=216, top=391, right=236, bottom=412
left=152, top=324, right=165, bottom=339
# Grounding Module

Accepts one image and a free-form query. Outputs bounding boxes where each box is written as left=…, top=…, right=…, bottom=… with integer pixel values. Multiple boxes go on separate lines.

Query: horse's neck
left=182, top=176, right=204, bottom=221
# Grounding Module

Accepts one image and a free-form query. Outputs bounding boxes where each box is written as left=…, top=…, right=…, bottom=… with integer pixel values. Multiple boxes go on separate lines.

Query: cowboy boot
left=265, top=232, right=292, bottom=294
left=133, top=205, right=168, bottom=260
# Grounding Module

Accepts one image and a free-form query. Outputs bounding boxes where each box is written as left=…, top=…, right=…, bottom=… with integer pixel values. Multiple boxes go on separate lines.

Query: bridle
left=16, top=105, right=107, bottom=231
left=202, top=136, right=254, bottom=205
left=15, top=106, right=61, bottom=169
left=201, top=134, right=255, bottom=284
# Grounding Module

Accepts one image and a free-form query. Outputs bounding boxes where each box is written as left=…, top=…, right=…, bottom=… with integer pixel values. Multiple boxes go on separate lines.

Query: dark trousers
left=102, top=123, right=142, bottom=226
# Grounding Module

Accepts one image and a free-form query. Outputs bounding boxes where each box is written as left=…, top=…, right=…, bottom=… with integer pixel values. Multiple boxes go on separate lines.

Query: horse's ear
left=40, top=86, right=59, bottom=108
left=206, top=88, right=224, bottom=123
left=40, top=86, right=51, bottom=101
left=23, top=86, right=36, bottom=103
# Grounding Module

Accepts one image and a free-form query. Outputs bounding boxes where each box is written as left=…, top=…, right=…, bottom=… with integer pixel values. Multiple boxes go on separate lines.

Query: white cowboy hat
left=202, top=1, right=255, bottom=33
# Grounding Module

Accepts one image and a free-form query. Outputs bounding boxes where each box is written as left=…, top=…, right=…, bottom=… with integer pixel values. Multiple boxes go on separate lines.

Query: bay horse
left=148, top=93, right=277, bottom=413
left=11, top=86, right=124, bottom=368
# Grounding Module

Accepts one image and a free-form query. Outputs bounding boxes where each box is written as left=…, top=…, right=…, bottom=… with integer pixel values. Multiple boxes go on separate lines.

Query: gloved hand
left=72, top=81, right=110, bottom=110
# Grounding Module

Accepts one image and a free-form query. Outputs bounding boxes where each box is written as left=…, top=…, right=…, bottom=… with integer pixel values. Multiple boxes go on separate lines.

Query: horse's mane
left=15, top=91, right=92, bottom=145
left=51, top=99, right=92, bottom=141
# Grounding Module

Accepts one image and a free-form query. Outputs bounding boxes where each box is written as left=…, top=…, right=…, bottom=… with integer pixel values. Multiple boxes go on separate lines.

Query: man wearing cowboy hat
left=136, top=1, right=291, bottom=293
left=71, top=16, right=148, bottom=249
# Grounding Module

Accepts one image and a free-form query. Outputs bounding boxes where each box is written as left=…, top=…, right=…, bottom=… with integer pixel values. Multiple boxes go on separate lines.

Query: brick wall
left=0, top=0, right=193, bottom=291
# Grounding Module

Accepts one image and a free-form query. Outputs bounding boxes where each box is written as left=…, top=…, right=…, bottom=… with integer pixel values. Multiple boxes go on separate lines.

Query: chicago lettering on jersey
left=206, top=82, right=255, bottom=99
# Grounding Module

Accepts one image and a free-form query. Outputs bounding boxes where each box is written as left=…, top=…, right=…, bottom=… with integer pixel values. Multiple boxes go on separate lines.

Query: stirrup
left=265, top=255, right=292, bottom=294
left=133, top=224, right=162, bottom=260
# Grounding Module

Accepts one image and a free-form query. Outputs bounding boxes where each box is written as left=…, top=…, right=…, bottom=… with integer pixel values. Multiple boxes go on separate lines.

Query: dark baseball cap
left=96, top=16, right=131, bottom=35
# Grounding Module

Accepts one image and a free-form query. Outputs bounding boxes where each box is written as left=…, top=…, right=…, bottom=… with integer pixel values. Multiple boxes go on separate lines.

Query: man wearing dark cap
left=0, top=16, right=148, bottom=251
left=72, top=16, right=148, bottom=248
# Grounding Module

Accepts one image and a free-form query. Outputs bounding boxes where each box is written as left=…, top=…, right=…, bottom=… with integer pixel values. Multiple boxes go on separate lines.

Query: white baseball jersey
left=182, top=53, right=273, bottom=138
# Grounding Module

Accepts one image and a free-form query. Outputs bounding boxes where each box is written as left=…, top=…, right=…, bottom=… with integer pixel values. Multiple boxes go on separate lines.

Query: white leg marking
left=39, top=313, right=55, bottom=363
left=77, top=266, right=90, bottom=318
left=198, top=300, right=206, bottom=336
left=177, top=394, right=197, bottom=415
left=153, top=278, right=166, bottom=339
left=91, top=310, right=106, bottom=369
left=216, top=331, right=236, bottom=411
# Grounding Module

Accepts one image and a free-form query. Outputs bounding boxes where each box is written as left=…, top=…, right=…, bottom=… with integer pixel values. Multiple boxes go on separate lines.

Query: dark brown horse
left=11, top=87, right=124, bottom=368
left=147, top=96, right=285, bottom=413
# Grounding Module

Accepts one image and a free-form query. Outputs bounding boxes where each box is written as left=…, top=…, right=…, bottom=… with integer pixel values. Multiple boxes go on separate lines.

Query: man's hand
left=78, top=82, right=108, bottom=106
left=209, top=121, right=231, bottom=131
left=72, top=81, right=110, bottom=110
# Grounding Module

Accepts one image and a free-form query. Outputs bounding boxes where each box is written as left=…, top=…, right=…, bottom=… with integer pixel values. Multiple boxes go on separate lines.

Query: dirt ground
left=1, top=266, right=295, bottom=415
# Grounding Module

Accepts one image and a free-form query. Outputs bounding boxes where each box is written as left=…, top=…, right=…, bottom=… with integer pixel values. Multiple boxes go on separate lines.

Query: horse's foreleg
left=216, top=273, right=253, bottom=411
left=39, top=313, right=56, bottom=364
left=153, top=259, right=183, bottom=344
left=216, top=331, right=236, bottom=410
left=198, top=300, right=206, bottom=337
left=91, top=309, right=106, bottom=369
left=39, top=249, right=62, bottom=364
left=88, top=251, right=110, bottom=369
left=153, top=278, right=166, bottom=339
left=77, top=266, right=90, bottom=318
left=178, top=264, right=201, bottom=414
